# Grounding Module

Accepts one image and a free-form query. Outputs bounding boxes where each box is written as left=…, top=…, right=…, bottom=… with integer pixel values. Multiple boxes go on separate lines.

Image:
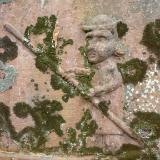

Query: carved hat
left=82, top=14, right=118, bottom=32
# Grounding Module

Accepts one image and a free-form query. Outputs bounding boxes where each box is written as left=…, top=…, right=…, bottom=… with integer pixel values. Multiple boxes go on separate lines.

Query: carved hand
left=58, top=66, right=79, bottom=86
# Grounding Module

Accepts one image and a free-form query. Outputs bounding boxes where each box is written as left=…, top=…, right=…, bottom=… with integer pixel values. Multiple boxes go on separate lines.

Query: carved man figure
left=4, top=15, right=135, bottom=150
left=82, top=15, right=131, bottom=150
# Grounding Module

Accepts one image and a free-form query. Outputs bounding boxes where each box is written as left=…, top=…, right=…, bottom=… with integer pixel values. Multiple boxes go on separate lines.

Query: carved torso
left=87, top=57, right=123, bottom=150
left=91, top=57, right=123, bottom=120
left=89, top=56, right=137, bottom=150
left=92, top=57, right=122, bottom=91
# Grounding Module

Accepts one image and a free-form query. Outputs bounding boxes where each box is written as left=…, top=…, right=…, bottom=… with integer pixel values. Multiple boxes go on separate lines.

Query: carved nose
left=88, top=48, right=96, bottom=55
left=88, top=44, right=95, bottom=51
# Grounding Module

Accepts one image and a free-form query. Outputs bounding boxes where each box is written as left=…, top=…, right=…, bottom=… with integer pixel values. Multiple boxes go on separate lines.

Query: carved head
left=82, top=15, right=119, bottom=64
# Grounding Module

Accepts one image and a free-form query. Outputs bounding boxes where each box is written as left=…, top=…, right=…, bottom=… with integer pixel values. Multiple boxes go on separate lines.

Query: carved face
left=86, top=29, right=116, bottom=64
left=82, top=15, right=119, bottom=64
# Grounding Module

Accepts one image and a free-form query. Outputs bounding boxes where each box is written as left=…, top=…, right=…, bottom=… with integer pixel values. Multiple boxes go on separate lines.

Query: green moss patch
left=34, top=83, right=39, bottom=91
left=76, top=45, right=95, bottom=99
left=117, top=58, right=148, bottom=85
left=116, top=144, right=142, bottom=160
left=17, top=126, right=46, bottom=151
left=117, top=21, right=129, bottom=38
left=24, top=15, right=73, bottom=73
left=32, top=100, right=65, bottom=137
left=148, top=55, right=156, bottom=64
left=76, top=73, right=94, bottom=98
left=98, top=100, right=110, bottom=117
left=0, top=102, right=16, bottom=139
left=59, top=109, right=100, bottom=154
left=141, top=19, right=160, bottom=57
left=0, top=100, right=65, bottom=151
left=24, top=15, right=77, bottom=102
left=79, top=45, right=91, bottom=68
left=16, top=100, right=65, bottom=150
left=116, top=143, right=158, bottom=160
left=157, top=59, right=160, bottom=69
left=13, top=102, right=31, bottom=118
left=130, top=112, right=160, bottom=141
left=76, top=109, right=98, bottom=138
left=50, top=73, right=79, bottom=102
left=59, top=128, right=77, bottom=153
left=0, top=36, right=18, bottom=63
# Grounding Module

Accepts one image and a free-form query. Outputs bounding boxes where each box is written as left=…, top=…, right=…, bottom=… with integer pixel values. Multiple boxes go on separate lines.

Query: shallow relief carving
left=81, top=15, right=131, bottom=149
left=1, top=9, right=160, bottom=158
left=1, top=14, right=135, bottom=152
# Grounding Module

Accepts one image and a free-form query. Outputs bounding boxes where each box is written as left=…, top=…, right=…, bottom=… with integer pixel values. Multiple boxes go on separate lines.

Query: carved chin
left=88, top=52, right=98, bottom=63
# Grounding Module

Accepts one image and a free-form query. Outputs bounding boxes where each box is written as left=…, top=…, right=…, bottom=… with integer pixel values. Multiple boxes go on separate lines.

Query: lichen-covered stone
left=0, top=60, right=16, bottom=92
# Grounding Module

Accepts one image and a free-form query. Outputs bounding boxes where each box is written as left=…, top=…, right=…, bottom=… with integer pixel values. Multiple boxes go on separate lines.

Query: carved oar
left=4, top=23, right=141, bottom=144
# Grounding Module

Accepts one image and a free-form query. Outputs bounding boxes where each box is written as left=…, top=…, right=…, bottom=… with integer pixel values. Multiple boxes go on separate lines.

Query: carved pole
left=4, top=23, right=141, bottom=144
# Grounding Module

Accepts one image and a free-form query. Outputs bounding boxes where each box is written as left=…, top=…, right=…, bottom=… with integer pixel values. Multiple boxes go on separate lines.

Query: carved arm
left=63, top=67, right=91, bottom=75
